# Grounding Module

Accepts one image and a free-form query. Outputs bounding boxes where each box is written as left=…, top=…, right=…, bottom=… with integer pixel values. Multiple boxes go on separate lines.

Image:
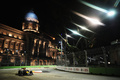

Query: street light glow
left=107, top=10, right=116, bottom=17
left=52, top=37, right=55, bottom=40
left=73, top=22, right=94, bottom=33
left=73, top=11, right=105, bottom=26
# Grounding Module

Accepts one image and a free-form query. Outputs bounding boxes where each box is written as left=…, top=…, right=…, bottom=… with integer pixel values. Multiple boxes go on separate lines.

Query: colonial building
left=0, top=11, right=58, bottom=66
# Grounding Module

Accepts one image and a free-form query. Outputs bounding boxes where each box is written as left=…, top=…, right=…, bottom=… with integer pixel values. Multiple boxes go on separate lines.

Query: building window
left=43, top=42, right=46, bottom=48
left=22, top=53, right=24, bottom=56
left=1, top=50, right=3, bottom=53
left=15, top=43, right=20, bottom=50
left=34, top=39, right=37, bottom=46
left=16, top=50, right=18, bottom=52
left=32, top=48, right=34, bottom=55
left=10, top=42, right=14, bottom=49
left=36, top=24, right=39, bottom=31
left=22, top=23, right=25, bottom=30
left=0, top=31, right=2, bottom=34
left=28, top=23, right=33, bottom=29
left=8, top=33, right=12, bottom=37
left=10, top=57, right=15, bottom=63
left=3, top=32, right=7, bottom=35
left=12, top=51, right=14, bottom=54
left=39, top=40, right=41, bottom=44
left=14, top=35, right=17, bottom=38
left=0, top=40, right=3, bottom=48
left=16, top=43, right=18, bottom=46
left=20, top=43, right=24, bottom=50
left=0, top=56, right=2, bottom=62
left=19, top=36, right=22, bottom=39
left=4, top=42, right=8, bottom=48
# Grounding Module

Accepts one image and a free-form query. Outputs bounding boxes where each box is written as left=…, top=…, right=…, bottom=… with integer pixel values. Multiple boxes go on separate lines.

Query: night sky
left=0, top=0, right=120, bottom=48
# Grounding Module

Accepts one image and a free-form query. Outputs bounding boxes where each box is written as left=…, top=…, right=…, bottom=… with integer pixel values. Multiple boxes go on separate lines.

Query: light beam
left=72, top=22, right=94, bottom=33
left=80, top=0, right=107, bottom=13
left=66, top=34, right=73, bottom=39
left=79, top=0, right=117, bottom=17
left=114, top=0, right=120, bottom=7
left=73, top=11, right=105, bottom=26
left=67, top=28, right=87, bottom=38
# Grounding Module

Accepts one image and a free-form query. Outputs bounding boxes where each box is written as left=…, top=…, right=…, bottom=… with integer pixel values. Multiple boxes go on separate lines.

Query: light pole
left=60, top=40, right=63, bottom=66
left=84, top=50, right=88, bottom=67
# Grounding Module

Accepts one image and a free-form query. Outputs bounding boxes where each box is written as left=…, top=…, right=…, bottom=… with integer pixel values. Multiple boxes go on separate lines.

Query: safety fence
left=56, top=45, right=120, bottom=67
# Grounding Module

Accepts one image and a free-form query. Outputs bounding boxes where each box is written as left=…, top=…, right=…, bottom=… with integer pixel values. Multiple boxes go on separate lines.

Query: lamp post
left=64, top=34, right=69, bottom=66
left=60, top=40, right=63, bottom=66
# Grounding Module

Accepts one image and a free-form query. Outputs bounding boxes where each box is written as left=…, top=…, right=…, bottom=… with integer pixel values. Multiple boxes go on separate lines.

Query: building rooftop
left=25, top=10, right=39, bottom=23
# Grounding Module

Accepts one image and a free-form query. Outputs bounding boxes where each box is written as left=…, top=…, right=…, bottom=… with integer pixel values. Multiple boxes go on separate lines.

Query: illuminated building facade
left=0, top=11, right=58, bottom=66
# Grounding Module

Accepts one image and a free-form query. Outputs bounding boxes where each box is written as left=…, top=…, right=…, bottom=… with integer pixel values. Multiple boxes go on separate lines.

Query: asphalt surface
left=0, top=68, right=120, bottom=80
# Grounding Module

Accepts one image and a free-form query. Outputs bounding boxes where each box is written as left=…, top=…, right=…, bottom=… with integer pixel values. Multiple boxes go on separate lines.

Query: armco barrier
left=57, top=66, right=89, bottom=73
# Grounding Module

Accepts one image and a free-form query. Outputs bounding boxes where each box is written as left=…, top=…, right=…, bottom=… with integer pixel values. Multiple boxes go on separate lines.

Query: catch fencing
left=56, top=45, right=120, bottom=67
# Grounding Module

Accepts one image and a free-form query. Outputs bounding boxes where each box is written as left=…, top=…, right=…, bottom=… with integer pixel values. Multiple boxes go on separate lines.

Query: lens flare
left=73, top=11, right=105, bottom=26
left=114, top=0, right=120, bottom=7
left=67, top=28, right=87, bottom=38
left=79, top=0, right=117, bottom=17
left=80, top=0, right=107, bottom=13
left=66, top=34, right=73, bottom=39
left=72, top=22, right=94, bottom=33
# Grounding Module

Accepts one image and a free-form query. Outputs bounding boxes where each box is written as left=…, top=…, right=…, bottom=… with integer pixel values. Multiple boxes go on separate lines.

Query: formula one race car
left=18, top=68, right=33, bottom=76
